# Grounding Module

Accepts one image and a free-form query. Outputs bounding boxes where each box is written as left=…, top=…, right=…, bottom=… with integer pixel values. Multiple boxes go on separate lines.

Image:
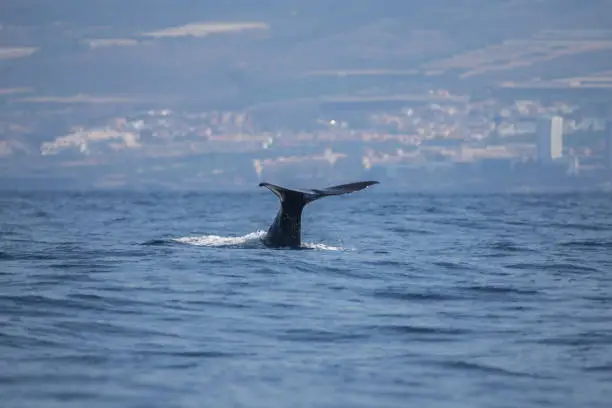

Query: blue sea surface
left=1, top=190, right=611, bottom=408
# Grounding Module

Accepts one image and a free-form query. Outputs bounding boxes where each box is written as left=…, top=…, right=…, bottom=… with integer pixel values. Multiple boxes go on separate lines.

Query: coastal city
left=1, top=7, right=612, bottom=192
left=3, top=86, right=611, bottom=192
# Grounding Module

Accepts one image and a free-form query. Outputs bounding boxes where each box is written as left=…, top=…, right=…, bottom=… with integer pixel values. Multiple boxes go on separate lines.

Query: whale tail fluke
left=259, top=180, right=379, bottom=248
left=259, top=180, right=379, bottom=205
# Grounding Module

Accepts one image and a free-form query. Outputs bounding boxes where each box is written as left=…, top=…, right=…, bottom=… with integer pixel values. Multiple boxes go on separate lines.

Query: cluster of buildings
left=249, top=99, right=612, bottom=190
left=4, top=86, right=612, bottom=190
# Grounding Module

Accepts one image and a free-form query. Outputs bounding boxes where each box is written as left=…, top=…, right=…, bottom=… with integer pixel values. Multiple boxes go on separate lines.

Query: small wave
left=378, top=324, right=470, bottom=336
left=504, top=262, right=600, bottom=274
left=0, top=250, right=13, bottom=261
left=487, top=240, right=534, bottom=253
left=432, top=261, right=470, bottom=271
left=141, top=239, right=169, bottom=246
left=372, top=288, right=462, bottom=302
left=390, top=226, right=433, bottom=235
left=438, top=360, right=542, bottom=378
left=585, top=364, right=612, bottom=372
left=465, top=285, right=539, bottom=295
left=278, top=328, right=367, bottom=342
left=537, top=332, right=612, bottom=346
left=560, top=239, right=612, bottom=249
left=137, top=350, right=244, bottom=359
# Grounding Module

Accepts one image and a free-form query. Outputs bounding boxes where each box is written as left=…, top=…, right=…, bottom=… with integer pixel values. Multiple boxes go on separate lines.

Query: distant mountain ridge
left=1, top=0, right=611, bottom=106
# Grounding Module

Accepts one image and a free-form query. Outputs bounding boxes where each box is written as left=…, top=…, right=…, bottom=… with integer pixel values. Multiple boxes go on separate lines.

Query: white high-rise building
left=537, top=116, right=563, bottom=163
left=606, top=119, right=612, bottom=170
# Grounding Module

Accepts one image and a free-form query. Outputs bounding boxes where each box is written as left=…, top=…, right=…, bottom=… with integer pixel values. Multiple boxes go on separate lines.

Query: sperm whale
left=259, top=180, right=379, bottom=248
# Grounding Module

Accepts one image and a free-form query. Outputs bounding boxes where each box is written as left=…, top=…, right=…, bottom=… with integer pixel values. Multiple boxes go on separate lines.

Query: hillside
left=1, top=0, right=612, bottom=109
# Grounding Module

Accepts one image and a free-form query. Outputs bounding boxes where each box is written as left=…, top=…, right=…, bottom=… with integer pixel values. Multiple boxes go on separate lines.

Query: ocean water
left=1, top=189, right=611, bottom=408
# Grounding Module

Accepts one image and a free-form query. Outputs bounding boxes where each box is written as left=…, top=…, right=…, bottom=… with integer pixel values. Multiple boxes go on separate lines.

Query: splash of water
left=172, top=230, right=267, bottom=248
left=171, top=231, right=349, bottom=251
left=302, top=242, right=349, bottom=251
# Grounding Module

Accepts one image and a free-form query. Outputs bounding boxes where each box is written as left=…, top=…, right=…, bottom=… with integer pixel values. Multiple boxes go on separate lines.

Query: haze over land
left=1, top=0, right=612, bottom=191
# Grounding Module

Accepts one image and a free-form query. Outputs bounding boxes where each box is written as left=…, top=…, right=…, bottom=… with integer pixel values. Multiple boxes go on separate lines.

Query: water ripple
left=1, top=191, right=610, bottom=408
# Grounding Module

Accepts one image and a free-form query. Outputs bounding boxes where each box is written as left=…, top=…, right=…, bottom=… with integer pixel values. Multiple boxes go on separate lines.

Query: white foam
left=302, top=242, right=350, bottom=251
left=172, top=230, right=349, bottom=251
left=172, top=230, right=267, bottom=247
